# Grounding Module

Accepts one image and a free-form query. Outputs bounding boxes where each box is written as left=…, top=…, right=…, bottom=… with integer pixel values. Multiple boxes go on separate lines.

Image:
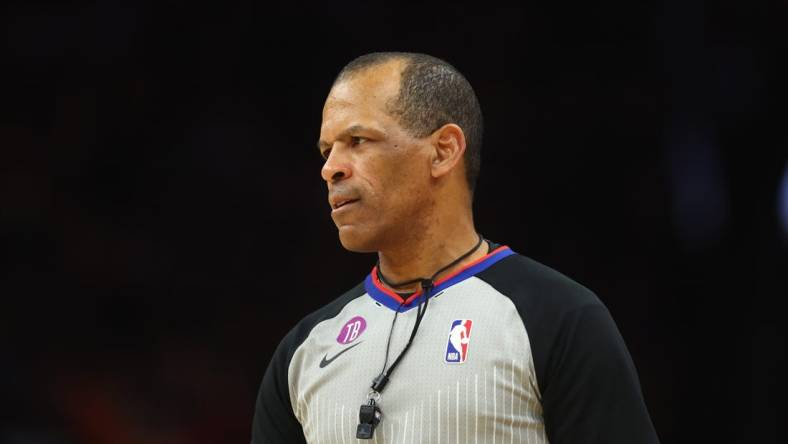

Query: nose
left=321, top=145, right=352, bottom=183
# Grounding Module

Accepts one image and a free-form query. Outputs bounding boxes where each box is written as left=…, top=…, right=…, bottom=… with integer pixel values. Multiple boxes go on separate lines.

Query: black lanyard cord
left=378, top=299, right=405, bottom=376
left=372, top=279, right=432, bottom=392
left=371, top=234, right=484, bottom=393
left=375, top=234, right=485, bottom=290
left=357, top=234, right=486, bottom=439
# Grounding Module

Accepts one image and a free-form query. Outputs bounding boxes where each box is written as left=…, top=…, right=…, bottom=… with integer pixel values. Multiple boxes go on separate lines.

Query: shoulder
left=252, top=281, right=366, bottom=444
left=475, top=251, right=602, bottom=313
left=282, top=281, right=368, bottom=352
left=266, top=281, right=367, bottom=388
left=475, top=251, right=611, bottom=391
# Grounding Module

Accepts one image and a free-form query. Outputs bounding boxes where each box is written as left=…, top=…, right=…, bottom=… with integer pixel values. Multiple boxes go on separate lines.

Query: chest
left=288, top=281, right=547, bottom=443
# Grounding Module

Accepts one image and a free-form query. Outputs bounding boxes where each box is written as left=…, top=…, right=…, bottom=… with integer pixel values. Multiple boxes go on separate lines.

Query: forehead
left=321, top=61, right=404, bottom=133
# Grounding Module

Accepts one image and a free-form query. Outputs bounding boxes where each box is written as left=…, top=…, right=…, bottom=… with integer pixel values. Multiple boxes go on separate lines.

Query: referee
left=251, top=52, right=659, bottom=443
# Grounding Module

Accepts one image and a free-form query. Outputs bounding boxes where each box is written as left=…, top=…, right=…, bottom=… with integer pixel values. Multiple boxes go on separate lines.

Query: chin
left=337, top=225, right=378, bottom=253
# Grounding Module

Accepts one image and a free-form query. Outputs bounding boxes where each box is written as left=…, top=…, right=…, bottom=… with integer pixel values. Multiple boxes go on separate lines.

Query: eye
left=350, top=136, right=367, bottom=146
left=321, top=148, right=332, bottom=160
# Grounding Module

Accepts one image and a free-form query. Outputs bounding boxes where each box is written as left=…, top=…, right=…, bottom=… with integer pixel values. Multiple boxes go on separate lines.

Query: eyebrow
left=316, top=124, right=382, bottom=152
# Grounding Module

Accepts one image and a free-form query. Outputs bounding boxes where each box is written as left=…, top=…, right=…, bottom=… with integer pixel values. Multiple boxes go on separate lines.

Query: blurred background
left=2, top=1, right=785, bottom=443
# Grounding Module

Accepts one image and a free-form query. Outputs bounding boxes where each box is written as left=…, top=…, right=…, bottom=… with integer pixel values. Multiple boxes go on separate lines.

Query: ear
left=429, top=123, right=467, bottom=179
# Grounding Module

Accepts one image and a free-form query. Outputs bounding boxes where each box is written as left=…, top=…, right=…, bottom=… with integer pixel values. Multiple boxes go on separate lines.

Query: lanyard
left=356, top=235, right=485, bottom=439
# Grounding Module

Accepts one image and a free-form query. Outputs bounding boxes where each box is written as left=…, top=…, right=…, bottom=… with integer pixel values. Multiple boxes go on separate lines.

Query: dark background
left=2, top=1, right=786, bottom=443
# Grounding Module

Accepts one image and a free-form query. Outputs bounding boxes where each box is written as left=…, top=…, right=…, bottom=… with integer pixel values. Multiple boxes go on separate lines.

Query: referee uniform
left=252, top=243, right=659, bottom=443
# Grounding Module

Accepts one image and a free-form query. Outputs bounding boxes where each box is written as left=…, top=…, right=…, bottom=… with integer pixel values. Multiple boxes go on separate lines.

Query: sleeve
left=540, top=304, right=660, bottom=444
left=250, top=331, right=307, bottom=444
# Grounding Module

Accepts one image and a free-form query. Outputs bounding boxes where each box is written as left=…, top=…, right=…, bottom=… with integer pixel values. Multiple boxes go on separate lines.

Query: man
left=251, top=52, right=659, bottom=443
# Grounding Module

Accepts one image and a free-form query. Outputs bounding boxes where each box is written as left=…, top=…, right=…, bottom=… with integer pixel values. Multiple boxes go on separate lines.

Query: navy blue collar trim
left=364, top=246, right=515, bottom=312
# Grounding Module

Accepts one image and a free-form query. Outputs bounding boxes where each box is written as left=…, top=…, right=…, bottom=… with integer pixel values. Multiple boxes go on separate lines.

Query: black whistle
left=356, top=400, right=381, bottom=439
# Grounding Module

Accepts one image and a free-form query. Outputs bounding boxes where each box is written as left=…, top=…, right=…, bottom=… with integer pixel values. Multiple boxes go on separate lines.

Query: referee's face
left=318, top=61, right=435, bottom=253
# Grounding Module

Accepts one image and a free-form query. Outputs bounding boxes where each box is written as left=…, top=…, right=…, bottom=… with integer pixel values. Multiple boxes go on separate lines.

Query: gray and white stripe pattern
left=289, top=277, right=548, bottom=443
left=297, top=360, right=547, bottom=443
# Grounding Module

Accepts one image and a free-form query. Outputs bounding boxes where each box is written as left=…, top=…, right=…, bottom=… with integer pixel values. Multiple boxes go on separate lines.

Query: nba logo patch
left=445, top=319, right=473, bottom=364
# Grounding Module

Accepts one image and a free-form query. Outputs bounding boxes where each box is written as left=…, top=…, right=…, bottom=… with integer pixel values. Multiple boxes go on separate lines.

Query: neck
left=376, top=210, right=484, bottom=294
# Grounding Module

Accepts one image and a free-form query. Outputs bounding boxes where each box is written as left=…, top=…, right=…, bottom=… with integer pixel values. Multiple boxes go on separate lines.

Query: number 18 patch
left=445, top=319, right=473, bottom=363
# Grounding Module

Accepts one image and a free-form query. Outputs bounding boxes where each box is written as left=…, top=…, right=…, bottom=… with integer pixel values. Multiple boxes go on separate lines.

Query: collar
left=364, top=246, right=515, bottom=312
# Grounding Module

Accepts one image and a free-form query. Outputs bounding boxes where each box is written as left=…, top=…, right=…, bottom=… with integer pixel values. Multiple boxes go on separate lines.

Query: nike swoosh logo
left=319, top=341, right=363, bottom=368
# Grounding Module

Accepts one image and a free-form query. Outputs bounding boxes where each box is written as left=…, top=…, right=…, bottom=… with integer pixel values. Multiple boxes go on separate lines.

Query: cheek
left=379, top=149, right=428, bottom=186
left=360, top=147, right=430, bottom=212
left=378, top=171, right=430, bottom=217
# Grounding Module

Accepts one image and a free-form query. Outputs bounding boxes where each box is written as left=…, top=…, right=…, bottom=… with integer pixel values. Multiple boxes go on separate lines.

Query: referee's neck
left=376, top=218, right=481, bottom=293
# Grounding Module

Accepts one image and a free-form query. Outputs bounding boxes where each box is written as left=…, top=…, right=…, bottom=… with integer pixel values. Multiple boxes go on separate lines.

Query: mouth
left=332, top=198, right=360, bottom=211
